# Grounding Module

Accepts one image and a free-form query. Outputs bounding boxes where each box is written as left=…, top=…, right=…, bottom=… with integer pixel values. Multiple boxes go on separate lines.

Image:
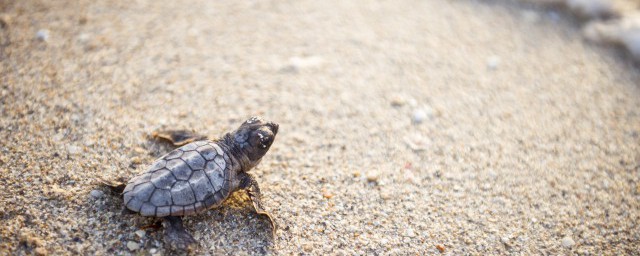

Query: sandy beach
left=1, top=0, right=639, bottom=254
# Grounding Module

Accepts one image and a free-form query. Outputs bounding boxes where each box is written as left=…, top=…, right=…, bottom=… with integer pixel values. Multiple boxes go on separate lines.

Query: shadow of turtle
left=186, top=192, right=276, bottom=255
left=94, top=182, right=275, bottom=255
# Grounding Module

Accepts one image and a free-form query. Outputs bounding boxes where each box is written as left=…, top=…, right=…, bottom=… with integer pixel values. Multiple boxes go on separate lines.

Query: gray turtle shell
left=123, top=140, right=234, bottom=217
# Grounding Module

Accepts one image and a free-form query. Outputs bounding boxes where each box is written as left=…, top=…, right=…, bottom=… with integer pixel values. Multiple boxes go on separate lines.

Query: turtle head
left=232, top=117, right=279, bottom=164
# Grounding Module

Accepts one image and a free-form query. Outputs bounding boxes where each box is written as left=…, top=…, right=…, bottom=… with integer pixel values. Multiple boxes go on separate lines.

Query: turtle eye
left=257, top=133, right=272, bottom=148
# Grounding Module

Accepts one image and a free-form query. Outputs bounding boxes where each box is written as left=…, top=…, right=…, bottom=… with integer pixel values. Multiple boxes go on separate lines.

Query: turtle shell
left=123, top=140, right=233, bottom=217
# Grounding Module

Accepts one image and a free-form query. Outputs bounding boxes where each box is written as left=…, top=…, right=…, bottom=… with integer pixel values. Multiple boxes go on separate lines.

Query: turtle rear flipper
left=163, top=216, right=198, bottom=251
left=95, top=178, right=137, bottom=215
left=96, top=177, right=127, bottom=194
left=152, top=130, right=208, bottom=146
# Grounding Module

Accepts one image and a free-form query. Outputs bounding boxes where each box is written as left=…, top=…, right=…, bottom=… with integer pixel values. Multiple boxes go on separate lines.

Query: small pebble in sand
left=322, top=191, right=334, bottom=199
left=404, top=134, right=430, bottom=151
left=412, top=109, right=426, bottom=123
left=302, top=243, right=313, bottom=252
left=77, top=33, right=91, bottom=43
left=412, top=109, right=431, bottom=124
left=84, top=140, right=95, bottom=147
left=89, top=190, right=104, bottom=199
left=78, top=16, right=87, bottom=25
left=289, top=56, right=324, bottom=68
left=135, top=230, right=146, bottom=238
left=436, top=244, right=445, bottom=252
left=130, top=156, right=143, bottom=165
left=366, top=173, right=379, bottom=183
left=52, top=133, right=64, bottom=142
left=390, top=95, right=406, bottom=107
left=404, top=228, right=416, bottom=237
left=67, top=145, right=81, bottom=155
left=282, top=56, right=324, bottom=73
left=561, top=236, right=575, bottom=248
left=487, top=55, right=500, bottom=70
left=34, top=247, right=47, bottom=256
left=0, top=15, right=9, bottom=28
left=379, top=189, right=393, bottom=200
left=36, top=29, right=49, bottom=41
left=127, top=241, right=140, bottom=251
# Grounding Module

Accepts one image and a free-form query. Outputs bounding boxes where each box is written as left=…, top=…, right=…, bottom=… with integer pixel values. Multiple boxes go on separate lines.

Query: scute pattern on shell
left=123, top=140, right=230, bottom=217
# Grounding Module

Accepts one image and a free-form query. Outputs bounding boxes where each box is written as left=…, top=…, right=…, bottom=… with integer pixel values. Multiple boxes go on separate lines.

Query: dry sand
left=1, top=0, right=640, bottom=255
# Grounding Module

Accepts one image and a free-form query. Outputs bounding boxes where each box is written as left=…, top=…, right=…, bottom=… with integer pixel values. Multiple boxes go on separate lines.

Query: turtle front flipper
left=250, top=194, right=277, bottom=237
left=163, top=216, right=197, bottom=251
left=240, top=174, right=277, bottom=236
left=152, top=130, right=208, bottom=146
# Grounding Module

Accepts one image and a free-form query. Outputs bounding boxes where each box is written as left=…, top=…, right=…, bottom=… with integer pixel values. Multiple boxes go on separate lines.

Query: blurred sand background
left=1, top=0, right=639, bottom=255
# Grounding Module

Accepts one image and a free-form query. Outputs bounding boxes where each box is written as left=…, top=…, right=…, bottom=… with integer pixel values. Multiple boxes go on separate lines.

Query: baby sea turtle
left=113, top=117, right=278, bottom=250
